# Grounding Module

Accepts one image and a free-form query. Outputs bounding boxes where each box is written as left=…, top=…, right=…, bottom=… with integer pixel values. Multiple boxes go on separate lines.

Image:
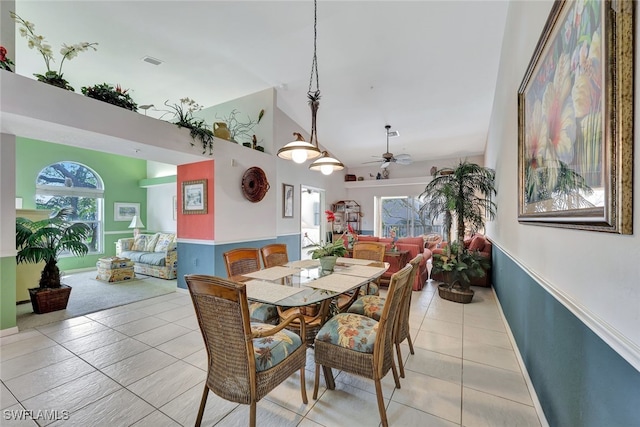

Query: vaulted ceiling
left=11, top=1, right=509, bottom=168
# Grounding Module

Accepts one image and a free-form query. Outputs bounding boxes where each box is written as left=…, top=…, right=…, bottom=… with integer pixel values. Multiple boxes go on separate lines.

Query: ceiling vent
left=142, top=56, right=163, bottom=66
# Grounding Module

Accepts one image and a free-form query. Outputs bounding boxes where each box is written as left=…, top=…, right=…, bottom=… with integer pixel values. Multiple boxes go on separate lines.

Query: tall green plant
left=16, top=207, right=91, bottom=289
left=419, top=160, right=497, bottom=243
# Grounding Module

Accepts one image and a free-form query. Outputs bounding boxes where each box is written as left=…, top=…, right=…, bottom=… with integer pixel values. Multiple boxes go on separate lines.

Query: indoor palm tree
left=16, top=207, right=91, bottom=289
left=419, top=160, right=497, bottom=243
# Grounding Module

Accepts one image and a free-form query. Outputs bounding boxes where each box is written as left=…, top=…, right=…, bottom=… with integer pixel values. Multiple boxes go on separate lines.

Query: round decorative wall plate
left=241, top=167, right=270, bottom=202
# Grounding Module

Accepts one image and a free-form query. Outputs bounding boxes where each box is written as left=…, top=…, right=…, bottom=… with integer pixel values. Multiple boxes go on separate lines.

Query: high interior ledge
left=0, top=70, right=206, bottom=166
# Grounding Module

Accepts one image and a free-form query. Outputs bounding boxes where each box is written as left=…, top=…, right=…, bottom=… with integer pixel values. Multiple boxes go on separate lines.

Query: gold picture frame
left=182, top=179, right=207, bottom=215
left=517, top=0, right=633, bottom=234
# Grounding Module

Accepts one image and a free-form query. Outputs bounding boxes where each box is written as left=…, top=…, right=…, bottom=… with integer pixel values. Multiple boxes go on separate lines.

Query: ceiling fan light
left=309, top=151, right=344, bottom=175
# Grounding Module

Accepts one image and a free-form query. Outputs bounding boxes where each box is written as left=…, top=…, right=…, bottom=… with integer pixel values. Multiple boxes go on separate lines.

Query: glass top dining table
left=230, top=257, right=389, bottom=307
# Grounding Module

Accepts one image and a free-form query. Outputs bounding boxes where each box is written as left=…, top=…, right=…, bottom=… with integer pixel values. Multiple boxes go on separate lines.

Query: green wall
left=16, top=137, right=147, bottom=271
left=0, top=256, right=17, bottom=330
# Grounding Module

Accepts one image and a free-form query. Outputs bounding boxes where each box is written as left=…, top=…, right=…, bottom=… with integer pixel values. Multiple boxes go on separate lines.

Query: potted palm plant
left=420, top=160, right=497, bottom=302
left=16, top=207, right=92, bottom=314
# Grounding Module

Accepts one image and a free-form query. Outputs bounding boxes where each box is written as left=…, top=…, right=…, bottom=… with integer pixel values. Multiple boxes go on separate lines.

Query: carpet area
left=16, top=270, right=178, bottom=330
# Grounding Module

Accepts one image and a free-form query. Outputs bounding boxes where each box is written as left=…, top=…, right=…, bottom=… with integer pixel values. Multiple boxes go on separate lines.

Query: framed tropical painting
left=517, top=0, right=633, bottom=234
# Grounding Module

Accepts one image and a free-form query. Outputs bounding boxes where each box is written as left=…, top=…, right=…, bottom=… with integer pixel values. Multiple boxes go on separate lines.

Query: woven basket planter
left=437, top=283, right=474, bottom=304
left=29, top=285, right=72, bottom=314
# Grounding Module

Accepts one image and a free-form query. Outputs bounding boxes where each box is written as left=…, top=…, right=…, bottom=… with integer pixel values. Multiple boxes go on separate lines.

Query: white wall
left=210, top=112, right=346, bottom=244
left=197, top=88, right=275, bottom=153
left=146, top=184, right=176, bottom=233
left=347, top=154, right=484, bottom=182
left=486, top=1, right=640, bottom=368
left=145, top=161, right=177, bottom=234
left=346, top=155, right=484, bottom=232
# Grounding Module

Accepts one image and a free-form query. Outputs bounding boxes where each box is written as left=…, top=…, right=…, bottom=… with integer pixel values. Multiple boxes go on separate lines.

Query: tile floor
left=1, top=278, right=546, bottom=426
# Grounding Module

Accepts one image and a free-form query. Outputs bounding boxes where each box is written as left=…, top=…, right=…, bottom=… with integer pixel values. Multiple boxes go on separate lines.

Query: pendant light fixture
left=278, top=0, right=343, bottom=174
left=309, top=151, right=344, bottom=175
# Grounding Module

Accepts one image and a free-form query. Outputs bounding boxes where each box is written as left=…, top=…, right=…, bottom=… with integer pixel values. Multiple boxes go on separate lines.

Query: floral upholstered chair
left=185, top=275, right=307, bottom=427
left=347, top=254, right=422, bottom=378
left=312, top=263, right=414, bottom=427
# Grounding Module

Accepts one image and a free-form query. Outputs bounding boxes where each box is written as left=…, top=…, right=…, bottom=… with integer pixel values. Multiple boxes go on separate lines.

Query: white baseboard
left=0, top=326, right=19, bottom=337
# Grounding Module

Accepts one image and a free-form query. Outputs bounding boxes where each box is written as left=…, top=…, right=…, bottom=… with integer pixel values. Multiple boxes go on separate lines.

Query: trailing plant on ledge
left=162, top=98, right=214, bottom=155
left=11, top=11, right=98, bottom=91
left=81, top=83, right=138, bottom=111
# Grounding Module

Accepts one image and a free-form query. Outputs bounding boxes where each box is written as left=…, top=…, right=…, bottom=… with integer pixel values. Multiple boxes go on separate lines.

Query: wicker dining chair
left=223, top=248, right=279, bottom=324
left=337, top=241, right=387, bottom=312
left=259, top=243, right=289, bottom=269
left=223, top=247, right=262, bottom=277
left=259, top=243, right=327, bottom=344
left=185, top=275, right=308, bottom=427
left=347, top=254, right=423, bottom=378
left=312, top=263, right=414, bottom=427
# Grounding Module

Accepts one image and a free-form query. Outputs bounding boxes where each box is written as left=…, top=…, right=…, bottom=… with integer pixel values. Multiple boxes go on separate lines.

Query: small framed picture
left=172, top=196, right=177, bottom=220
left=182, top=179, right=207, bottom=215
left=283, top=183, right=294, bottom=218
left=114, top=202, right=140, bottom=221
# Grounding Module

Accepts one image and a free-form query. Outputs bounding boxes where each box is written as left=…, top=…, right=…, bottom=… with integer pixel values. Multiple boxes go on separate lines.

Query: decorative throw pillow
left=468, top=235, right=486, bottom=251
left=145, top=233, right=160, bottom=251
left=155, top=233, right=176, bottom=252
left=132, top=235, right=149, bottom=251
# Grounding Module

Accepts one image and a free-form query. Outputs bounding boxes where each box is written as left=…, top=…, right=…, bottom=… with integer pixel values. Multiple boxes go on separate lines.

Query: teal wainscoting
left=177, top=242, right=216, bottom=290
left=177, top=235, right=301, bottom=290
left=492, top=247, right=640, bottom=427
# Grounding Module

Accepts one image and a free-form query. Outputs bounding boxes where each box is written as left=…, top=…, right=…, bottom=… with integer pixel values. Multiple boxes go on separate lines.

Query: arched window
left=35, top=161, right=104, bottom=253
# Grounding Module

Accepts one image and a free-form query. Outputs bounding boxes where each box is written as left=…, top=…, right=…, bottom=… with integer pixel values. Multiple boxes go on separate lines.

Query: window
left=376, top=196, right=442, bottom=238
left=35, top=161, right=104, bottom=254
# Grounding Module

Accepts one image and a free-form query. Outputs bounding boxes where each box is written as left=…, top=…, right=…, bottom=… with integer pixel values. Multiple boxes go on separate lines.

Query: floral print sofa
left=116, top=233, right=177, bottom=279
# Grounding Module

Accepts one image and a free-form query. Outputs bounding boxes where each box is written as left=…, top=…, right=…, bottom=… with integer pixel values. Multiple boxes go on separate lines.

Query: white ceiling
left=11, top=1, right=509, bottom=168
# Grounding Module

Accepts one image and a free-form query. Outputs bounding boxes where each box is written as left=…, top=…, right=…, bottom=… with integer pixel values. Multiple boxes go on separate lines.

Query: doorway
left=300, top=186, right=324, bottom=259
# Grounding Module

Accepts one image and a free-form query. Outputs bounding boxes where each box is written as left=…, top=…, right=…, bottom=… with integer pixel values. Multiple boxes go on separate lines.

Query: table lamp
left=128, top=215, right=145, bottom=238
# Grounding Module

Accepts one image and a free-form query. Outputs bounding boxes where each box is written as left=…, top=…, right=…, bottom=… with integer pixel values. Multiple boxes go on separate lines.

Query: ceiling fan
left=363, top=125, right=413, bottom=169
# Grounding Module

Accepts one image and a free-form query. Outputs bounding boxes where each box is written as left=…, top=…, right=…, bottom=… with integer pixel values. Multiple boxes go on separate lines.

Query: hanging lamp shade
left=277, top=132, right=322, bottom=163
left=309, top=151, right=344, bottom=175
left=277, top=0, right=343, bottom=171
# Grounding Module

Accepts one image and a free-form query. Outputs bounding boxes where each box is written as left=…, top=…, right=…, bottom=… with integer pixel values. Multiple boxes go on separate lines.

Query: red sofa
left=431, top=234, right=492, bottom=287
left=342, top=235, right=431, bottom=290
